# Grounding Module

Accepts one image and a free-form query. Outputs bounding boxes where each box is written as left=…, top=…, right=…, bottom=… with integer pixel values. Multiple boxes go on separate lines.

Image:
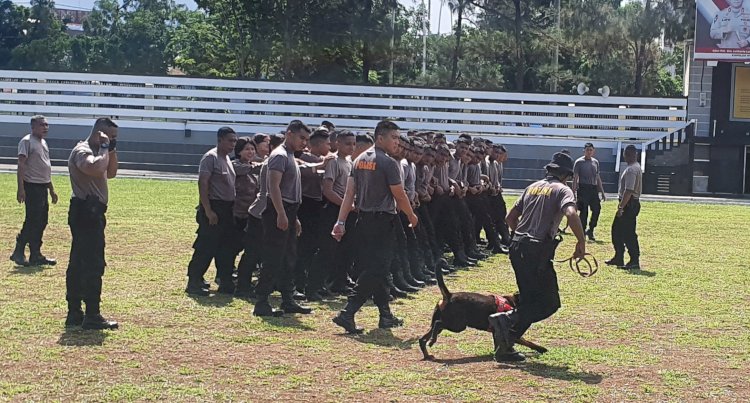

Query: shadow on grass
left=186, top=293, right=233, bottom=307
left=10, top=264, right=52, bottom=275
left=500, top=361, right=603, bottom=384
left=57, top=328, right=109, bottom=346
left=434, top=355, right=495, bottom=365
left=257, top=314, right=316, bottom=331
left=344, top=328, right=417, bottom=350
left=626, top=269, right=656, bottom=277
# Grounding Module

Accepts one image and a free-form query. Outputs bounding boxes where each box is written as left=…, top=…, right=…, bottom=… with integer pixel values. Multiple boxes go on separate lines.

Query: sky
left=11, top=0, right=455, bottom=34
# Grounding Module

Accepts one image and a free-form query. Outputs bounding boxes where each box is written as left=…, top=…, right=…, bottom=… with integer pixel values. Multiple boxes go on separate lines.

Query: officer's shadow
left=343, top=328, right=417, bottom=350
left=10, top=264, right=52, bottom=275
left=186, top=292, right=233, bottom=308
left=57, top=328, right=108, bottom=346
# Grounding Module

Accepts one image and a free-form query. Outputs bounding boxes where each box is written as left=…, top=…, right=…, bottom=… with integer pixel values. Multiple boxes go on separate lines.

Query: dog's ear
left=509, top=292, right=520, bottom=306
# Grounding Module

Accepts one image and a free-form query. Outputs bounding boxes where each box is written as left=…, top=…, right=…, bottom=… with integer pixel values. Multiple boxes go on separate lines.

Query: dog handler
left=331, top=120, right=418, bottom=334
left=488, top=152, right=585, bottom=362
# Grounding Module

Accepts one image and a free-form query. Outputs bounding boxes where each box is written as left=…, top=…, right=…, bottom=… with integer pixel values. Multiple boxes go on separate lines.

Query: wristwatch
left=335, top=220, right=346, bottom=226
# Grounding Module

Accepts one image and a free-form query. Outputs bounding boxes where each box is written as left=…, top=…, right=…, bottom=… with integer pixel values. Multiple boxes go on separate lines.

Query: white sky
left=12, top=0, right=454, bottom=34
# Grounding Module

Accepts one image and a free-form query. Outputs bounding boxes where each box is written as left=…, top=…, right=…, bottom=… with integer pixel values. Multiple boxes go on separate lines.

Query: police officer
left=65, top=117, right=120, bottom=330
left=573, top=143, right=605, bottom=241
left=185, top=127, right=238, bottom=296
left=11, top=115, right=58, bottom=267
left=606, top=145, right=642, bottom=270
left=331, top=120, right=418, bottom=334
left=253, top=120, right=313, bottom=317
left=488, top=152, right=585, bottom=362
left=710, top=0, right=750, bottom=49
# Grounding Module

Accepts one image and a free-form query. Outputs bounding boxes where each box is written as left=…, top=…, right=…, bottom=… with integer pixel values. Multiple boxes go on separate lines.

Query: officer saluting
left=65, top=117, right=119, bottom=330
left=488, top=152, right=585, bottom=361
left=710, top=0, right=750, bottom=48
left=331, top=120, right=418, bottom=334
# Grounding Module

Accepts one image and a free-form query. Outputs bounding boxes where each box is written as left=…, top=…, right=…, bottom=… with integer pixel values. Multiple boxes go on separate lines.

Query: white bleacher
left=0, top=70, right=688, bottom=149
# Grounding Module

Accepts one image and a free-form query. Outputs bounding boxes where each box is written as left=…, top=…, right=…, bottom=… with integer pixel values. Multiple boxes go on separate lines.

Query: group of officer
left=9, top=116, right=643, bottom=360
left=11, top=115, right=120, bottom=330
left=183, top=119, right=520, bottom=322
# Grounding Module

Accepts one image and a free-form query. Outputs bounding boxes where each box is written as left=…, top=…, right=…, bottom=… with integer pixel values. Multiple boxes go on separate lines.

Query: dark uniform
left=295, top=152, right=326, bottom=295
left=573, top=156, right=602, bottom=238
left=254, top=143, right=310, bottom=316
left=332, top=145, right=406, bottom=333
left=609, top=158, right=642, bottom=269
left=13, top=133, right=55, bottom=266
left=186, top=147, right=236, bottom=294
left=489, top=152, right=579, bottom=362
left=66, top=135, right=118, bottom=330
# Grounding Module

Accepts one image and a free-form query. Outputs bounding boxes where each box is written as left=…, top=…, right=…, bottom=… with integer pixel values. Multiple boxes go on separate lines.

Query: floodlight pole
left=422, top=0, right=428, bottom=77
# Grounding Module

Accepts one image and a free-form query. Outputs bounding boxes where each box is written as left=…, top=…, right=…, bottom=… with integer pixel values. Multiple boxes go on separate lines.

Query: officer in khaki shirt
left=185, top=127, right=238, bottom=296
left=331, top=120, right=418, bottom=334
left=606, top=145, right=643, bottom=270
left=65, top=117, right=120, bottom=330
left=488, top=152, right=585, bottom=362
left=11, top=115, right=58, bottom=267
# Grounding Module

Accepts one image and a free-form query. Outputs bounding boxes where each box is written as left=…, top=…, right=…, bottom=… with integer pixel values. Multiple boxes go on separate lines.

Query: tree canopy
left=0, top=0, right=693, bottom=96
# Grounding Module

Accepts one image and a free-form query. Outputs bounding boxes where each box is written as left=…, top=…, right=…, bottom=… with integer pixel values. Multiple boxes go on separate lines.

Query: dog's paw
left=538, top=347, right=548, bottom=354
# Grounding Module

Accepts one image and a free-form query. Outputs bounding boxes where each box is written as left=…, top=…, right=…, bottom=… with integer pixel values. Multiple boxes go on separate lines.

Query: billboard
left=695, top=0, right=750, bottom=60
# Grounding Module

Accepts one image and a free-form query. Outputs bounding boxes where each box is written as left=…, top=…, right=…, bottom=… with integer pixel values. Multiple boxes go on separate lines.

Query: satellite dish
left=598, top=86, right=610, bottom=98
left=576, top=83, right=589, bottom=95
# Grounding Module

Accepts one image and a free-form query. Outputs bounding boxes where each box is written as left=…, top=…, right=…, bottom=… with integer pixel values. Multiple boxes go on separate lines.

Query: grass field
left=1, top=173, right=749, bottom=402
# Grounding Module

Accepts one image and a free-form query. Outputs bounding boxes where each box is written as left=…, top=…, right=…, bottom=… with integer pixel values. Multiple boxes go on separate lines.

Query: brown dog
left=419, top=268, right=547, bottom=360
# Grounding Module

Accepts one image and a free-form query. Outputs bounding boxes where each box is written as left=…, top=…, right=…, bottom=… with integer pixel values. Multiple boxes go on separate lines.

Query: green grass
left=1, top=173, right=749, bottom=401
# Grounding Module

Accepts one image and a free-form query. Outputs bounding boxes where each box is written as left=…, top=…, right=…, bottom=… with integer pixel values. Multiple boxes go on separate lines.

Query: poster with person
left=695, top=0, right=750, bottom=60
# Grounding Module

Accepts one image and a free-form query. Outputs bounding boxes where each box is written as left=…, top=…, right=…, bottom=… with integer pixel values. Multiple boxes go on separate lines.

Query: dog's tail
left=435, top=262, right=451, bottom=303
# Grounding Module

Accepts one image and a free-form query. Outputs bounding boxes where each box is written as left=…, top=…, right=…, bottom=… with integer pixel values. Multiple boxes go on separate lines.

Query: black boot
left=280, top=296, right=313, bottom=314
left=377, top=304, right=404, bottom=329
left=488, top=312, right=514, bottom=359
left=65, top=300, right=84, bottom=327
left=332, top=298, right=365, bottom=334
left=495, top=347, right=526, bottom=362
left=9, top=236, right=28, bottom=266
left=605, top=255, right=624, bottom=267
left=185, top=278, right=210, bottom=296
left=394, top=270, right=419, bottom=293
left=622, top=258, right=640, bottom=270
left=253, top=298, right=283, bottom=317
left=29, top=243, right=56, bottom=266
left=586, top=228, right=596, bottom=241
left=82, top=300, right=118, bottom=330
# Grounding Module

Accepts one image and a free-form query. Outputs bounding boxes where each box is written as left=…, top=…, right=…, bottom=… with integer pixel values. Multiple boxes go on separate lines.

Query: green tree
left=10, top=0, right=71, bottom=71
left=0, top=0, right=29, bottom=68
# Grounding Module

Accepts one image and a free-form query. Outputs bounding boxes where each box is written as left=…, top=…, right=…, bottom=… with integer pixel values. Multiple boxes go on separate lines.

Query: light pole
left=552, top=0, right=561, bottom=92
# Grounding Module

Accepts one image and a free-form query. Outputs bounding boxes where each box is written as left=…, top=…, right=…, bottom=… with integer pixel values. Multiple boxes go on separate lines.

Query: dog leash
left=555, top=253, right=599, bottom=277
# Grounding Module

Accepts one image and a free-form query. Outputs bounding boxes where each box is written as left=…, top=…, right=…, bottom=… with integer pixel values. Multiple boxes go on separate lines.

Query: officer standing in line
left=488, top=152, right=585, bottom=362
left=331, top=120, right=419, bottom=334
left=572, top=143, right=605, bottom=241
left=253, top=120, right=313, bottom=317
left=606, top=145, right=643, bottom=270
left=65, top=117, right=120, bottom=330
left=710, top=0, right=750, bottom=49
left=11, top=115, right=58, bottom=267
left=185, top=127, right=238, bottom=296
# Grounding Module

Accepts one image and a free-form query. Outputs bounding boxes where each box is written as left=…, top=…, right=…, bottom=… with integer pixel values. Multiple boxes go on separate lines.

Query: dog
left=419, top=268, right=548, bottom=361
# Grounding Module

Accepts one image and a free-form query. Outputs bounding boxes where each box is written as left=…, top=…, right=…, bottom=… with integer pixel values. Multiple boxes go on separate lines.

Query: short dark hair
left=335, top=129, right=355, bottom=140
left=252, top=133, right=269, bottom=145
left=310, top=128, right=330, bottom=144
left=493, top=144, right=507, bottom=153
left=455, top=137, right=471, bottom=146
left=584, top=142, right=595, bottom=149
left=436, top=144, right=451, bottom=154
left=287, top=120, right=312, bottom=134
left=356, top=133, right=374, bottom=144
left=560, top=148, right=571, bottom=155
left=434, top=132, right=446, bottom=140
left=321, top=120, right=335, bottom=130
left=217, top=126, right=236, bottom=139
left=234, top=136, right=255, bottom=156
left=374, top=120, right=400, bottom=139
left=93, top=117, right=118, bottom=133
left=458, top=133, right=472, bottom=141
left=624, top=145, right=637, bottom=154
left=30, top=115, right=46, bottom=125
left=269, top=133, right=285, bottom=149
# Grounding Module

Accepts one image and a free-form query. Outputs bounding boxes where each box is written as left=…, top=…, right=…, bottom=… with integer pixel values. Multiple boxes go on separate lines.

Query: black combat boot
left=9, top=236, right=28, bottom=266
left=377, top=304, right=404, bottom=329
left=332, top=298, right=365, bottom=334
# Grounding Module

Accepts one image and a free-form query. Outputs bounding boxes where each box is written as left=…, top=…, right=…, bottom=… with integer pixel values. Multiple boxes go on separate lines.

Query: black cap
left=545, top=152, right=574, bottom=174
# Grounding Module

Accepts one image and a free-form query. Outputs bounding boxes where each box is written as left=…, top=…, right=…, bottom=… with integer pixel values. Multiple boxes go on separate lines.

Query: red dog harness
left=488, top=295, right=514, bottom=332
left=493, top=295, right=513, bottom=313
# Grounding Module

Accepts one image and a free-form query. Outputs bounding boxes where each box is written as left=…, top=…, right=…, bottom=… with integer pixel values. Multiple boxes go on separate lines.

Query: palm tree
left=447, top=0, right=472, bottom=87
